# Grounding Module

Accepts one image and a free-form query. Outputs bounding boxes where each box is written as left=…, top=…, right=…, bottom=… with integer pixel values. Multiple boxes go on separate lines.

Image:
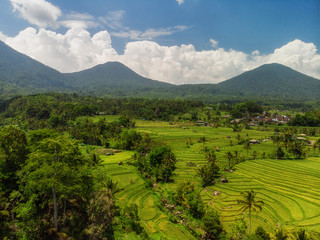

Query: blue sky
left=0, top=0, right=319, bottom=84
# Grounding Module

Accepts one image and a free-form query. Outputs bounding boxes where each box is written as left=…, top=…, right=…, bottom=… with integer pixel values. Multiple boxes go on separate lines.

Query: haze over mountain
left=0, top=40, right=319, bottom=101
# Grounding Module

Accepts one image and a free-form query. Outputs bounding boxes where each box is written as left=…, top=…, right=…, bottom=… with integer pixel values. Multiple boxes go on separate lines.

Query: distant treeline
left=0, top=93, right=204, bottom=128
left=0, top=93, right=319, bottom=129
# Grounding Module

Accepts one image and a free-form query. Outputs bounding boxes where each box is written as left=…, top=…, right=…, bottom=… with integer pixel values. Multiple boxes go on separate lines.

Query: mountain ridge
left=0, top=40, right=319, bottom=101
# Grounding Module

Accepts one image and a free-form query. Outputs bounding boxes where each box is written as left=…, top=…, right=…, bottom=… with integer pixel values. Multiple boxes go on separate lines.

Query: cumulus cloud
left=119, top=41, right=251, bottom=84
left=251, top=50, right=260, bottom=56
left=176, top=0, right=184, bottom=5
left=2, top=27, right=118, bottom=72
left=267, top=39, right=320, bottom=77
left=10, top=0, right=61, bottom=28
left=1, top=26, right=319, bottom=84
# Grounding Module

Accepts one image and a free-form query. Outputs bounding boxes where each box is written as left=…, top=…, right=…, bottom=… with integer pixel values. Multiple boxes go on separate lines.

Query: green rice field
left=99, top=117, right=320, bottom=238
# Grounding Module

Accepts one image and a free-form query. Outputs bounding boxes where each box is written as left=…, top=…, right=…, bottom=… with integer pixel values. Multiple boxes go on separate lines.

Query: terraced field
left=208, top=157, right=320, bottom=233
left=135, top=120, right=320, bottom=234
left=100, top=151, right=196, bottom=240
left=97, top=118, right=320, bottom=237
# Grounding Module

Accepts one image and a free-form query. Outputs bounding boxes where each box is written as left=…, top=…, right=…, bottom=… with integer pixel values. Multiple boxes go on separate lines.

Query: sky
left=0, top=0, right=319, bottom=84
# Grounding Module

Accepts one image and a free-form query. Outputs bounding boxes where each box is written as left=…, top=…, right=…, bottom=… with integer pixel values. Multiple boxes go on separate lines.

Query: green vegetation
left=0, top=94, right=320, bottom=239
left=237, top=190, right=264, bottom=235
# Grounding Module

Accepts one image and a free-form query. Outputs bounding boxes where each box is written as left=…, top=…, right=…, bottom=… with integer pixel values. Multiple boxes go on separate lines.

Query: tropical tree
left=294, top=229, right=311, bottom=240
left=273, top=228, right=288, bottom=240
left=224, top=151, right=234, bottom=169
left=237, top=190, right=264, bottom=235
left=313, top=138, right=320, bottom=156
left=148, top=146, right=177, bottom=182
left=236, top=134, right=243, bottom=144
left=243, top=141, right=252, bottom=160
left=198, top=149, right=220, bottom=187
left=255, top=226, right=270, bottom=240
left=175, top=181, right=204, bottom=218
left=271, top=134, right=282, bottom=146
left=252, top=151, right=259, bottom=160
left=0, top=126, right=28, bottom=191
left=202, top=210, right=223, bottom=239
left=276, top=147, right=285, bottom=159
left=288, top=140, right=306, bottom=159
left=200, top=136, right=207, bottom=149
left=19, top=136, right=93, bottom=234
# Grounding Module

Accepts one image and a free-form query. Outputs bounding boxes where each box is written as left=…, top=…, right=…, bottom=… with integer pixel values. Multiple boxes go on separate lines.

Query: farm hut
left=212, top=191, right=221, bottom=196
left=221, top=178, right=229, bottom=183
left=249, top=139, right=260, bottom=144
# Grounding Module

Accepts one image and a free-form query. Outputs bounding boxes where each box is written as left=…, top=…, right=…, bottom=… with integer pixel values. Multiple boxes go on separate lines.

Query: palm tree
left=224, top=150, right=234, bottom=169
left=237, top=190, right=264, bottom=235
left=314, top=138, right=320, bottom=156
left=294, top=229, right=311, bottom=240
left=252, top=150, right=259, bottom=160
left=243, top=141, right=251, bottom=160
left=199, top=136, right=207, bottom=149
left=273, top=228, right=288, bottom=240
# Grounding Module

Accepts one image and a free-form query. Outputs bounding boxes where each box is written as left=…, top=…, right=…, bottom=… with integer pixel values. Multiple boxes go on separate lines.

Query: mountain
left=64, top=62, right=173, bottom=96
left=217, top=63, right=320, bottom=99
left=1, top=40, right=320, bottom=101
left=0, top=41, right=67, bottom=97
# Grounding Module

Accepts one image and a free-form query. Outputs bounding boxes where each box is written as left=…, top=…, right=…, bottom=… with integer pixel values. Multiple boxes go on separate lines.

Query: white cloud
left=118, top=39, right=320, bottom=84
left=10, top=0, right=61, bottom=29
left=10, top=0, right=100, bottom=30
left=210, top=38, right=218, bottom=48
left=176, top=0, right=184, bottom=5
left=1, top=26, right=319, bottom=84
left=2, top=27, right=118, bottom=73
left=119, top=41, right=251, bottom=84
left=251, top=50, right=260, bottom=56
left=267, top=39, right=320, bottom=78
left=60, top=12, right=98, bottom=29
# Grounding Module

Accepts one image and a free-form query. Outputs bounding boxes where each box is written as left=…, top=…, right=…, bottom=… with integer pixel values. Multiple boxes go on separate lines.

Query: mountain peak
left=64, top=61, right=172, bottom=90
left=217, top=63, right=320, bottom=98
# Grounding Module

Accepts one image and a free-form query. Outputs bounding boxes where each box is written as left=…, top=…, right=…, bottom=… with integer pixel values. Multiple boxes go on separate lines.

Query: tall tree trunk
left=63, top=197, right=66, bottom=224
left=249, top=208, right=251, bottom=235
left=52, top=185, right=58, bottom=231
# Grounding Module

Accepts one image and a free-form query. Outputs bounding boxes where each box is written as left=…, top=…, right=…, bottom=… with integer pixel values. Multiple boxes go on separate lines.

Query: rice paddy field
left=99, top=117, right=320, bottom=239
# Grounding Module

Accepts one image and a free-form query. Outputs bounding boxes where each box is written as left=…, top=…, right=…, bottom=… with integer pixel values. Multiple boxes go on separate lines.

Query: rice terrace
left=1, top=0, right=320, bottom=239
left=94, top=116, right=320, bottom=239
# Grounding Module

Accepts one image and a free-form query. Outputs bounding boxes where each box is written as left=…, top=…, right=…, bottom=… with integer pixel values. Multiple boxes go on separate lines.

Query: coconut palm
left=294, top=229, right=311, bottom=240
left=273, top=228, right=288, bottom=240
left=237, top=190, right=264, bottom=235
left=224, top=150, right=234, bottom=169
left=243, top=141, right=251, bottom=160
